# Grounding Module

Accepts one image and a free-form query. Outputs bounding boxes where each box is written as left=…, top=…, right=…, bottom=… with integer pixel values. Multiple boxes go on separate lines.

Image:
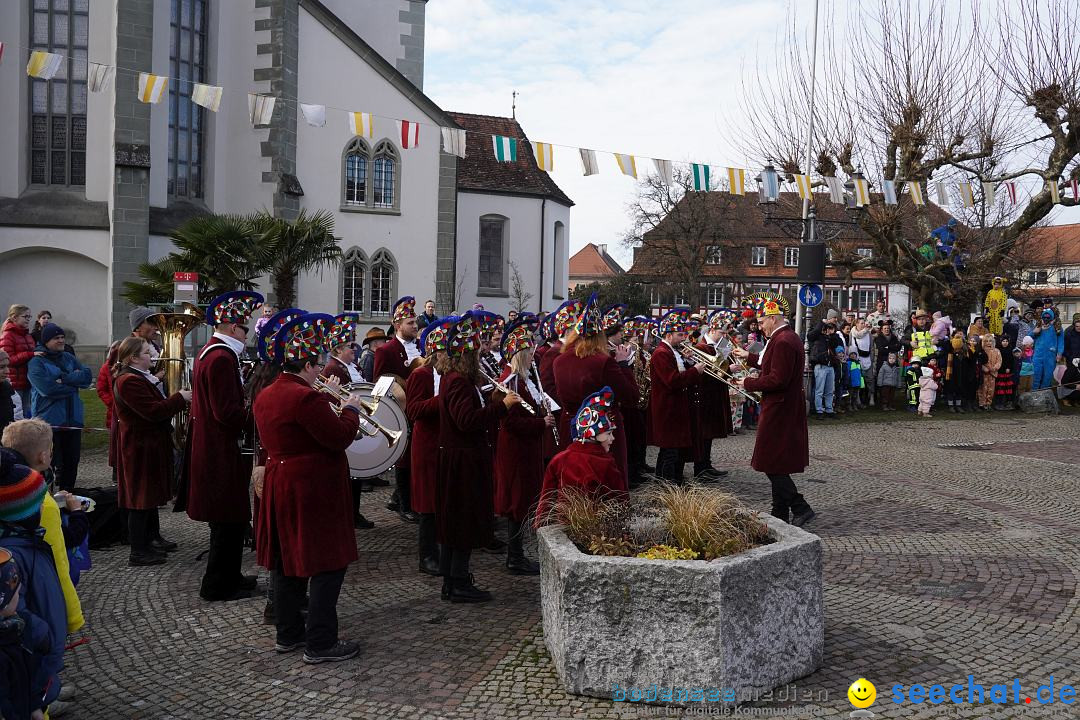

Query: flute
left=532, top=365, right=560, bottom=445
left=479, top=370, right=537, bottom=414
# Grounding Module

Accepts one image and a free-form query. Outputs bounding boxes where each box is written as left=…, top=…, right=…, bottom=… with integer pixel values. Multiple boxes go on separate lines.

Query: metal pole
left=795, top=0, right=820, bottom=340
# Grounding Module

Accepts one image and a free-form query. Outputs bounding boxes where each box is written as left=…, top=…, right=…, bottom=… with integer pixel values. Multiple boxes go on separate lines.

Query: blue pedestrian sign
left=799, top=284, right=823, bottom=308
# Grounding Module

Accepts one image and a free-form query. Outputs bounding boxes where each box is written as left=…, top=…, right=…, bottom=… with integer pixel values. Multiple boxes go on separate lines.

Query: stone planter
left=538, top=516, right=824, bottom=707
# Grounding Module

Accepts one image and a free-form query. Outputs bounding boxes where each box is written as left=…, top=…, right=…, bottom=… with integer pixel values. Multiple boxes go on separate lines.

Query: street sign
left=798, top=284, right=823, bottom=308
left=173, top=272, right=199, bottom=282
left=173, top=271, right=199, bottom=304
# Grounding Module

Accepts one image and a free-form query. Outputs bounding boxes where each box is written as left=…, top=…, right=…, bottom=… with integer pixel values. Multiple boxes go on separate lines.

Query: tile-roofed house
left=445, top=112, right=574, bottom=314
left=569, top=243, right=625, bottom=291
left=1014, top=223, right=1080, bottom=318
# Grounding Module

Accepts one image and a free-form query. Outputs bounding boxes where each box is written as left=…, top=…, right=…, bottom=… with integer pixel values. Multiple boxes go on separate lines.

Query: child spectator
left=1018, top=336, right=1035, bottom=394
left=941, top=330, right=968, bottom=413
left=847, top=351, right=864, bottom=411
left=994, top=336, right=1017, bottom=410
left=904, top=357, right=923, bottom=412
left=0, top=546, right=51, bottom=720
left=2, top=420, right=86, bottom=632
left=917, top=366, right=938, bottom=418
left=0, top=450, right=65, bottom=711
left=875, top=352, right=902, bottom=411
left=833, top=346, right=849, bottom=414
left=978, top=334, right=1001, bottom=411
left=535, top=387, right=624, bottom=527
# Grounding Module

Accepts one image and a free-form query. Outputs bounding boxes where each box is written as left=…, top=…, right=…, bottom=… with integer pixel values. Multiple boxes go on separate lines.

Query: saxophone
left=633, top=339, right=651, bottom=409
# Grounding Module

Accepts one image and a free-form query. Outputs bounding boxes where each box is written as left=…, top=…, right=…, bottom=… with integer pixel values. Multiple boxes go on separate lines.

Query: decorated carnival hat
left=742, top=291, right=791, bottom=319
left=501, top=316, right=539, bottom=359
left=0, top=449, right=47, bottom=523
left=572, top=386, right=616, bottom=442
left=273, top=312, right=335, bottom=364
left=448, top=312, right=481, bottom=357
left=471, top=310, right=502, bottom=340
left=553, top=298, right=583, bottom=337
left=325, top=313, right=360, bottom=351
left=392, top=296, right=417, bottom=324
left=206, top=290, right=264, bottom=327
left=572, top=293, right=603, bottom=337
left=658, top=307, right=693, bottom=335
left=0, top=547, right=20, bottom=610
left=708, top=308, right=739, bottom=331
left=256, top=307, right=305, bottom=362
left=539, top=312, right=558, bottom=342
left=602, top=304, right=627, bottom=334
left=419, top=316, right=456, bottom=357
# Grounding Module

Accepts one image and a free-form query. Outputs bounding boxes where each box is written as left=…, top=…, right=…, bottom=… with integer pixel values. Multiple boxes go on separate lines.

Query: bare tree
left=509, top=261, right=533, bottom=312
left=734, top=0, right=1079, bottom=316
left=623, top=166, right=742, bottom=309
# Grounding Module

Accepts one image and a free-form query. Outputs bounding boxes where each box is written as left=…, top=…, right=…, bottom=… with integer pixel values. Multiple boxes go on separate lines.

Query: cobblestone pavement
left=61, top=414, right=1079, bottom=719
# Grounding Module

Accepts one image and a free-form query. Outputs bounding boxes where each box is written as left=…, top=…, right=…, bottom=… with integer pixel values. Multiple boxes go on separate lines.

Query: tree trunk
left=273, top=269, right=296, bottom=308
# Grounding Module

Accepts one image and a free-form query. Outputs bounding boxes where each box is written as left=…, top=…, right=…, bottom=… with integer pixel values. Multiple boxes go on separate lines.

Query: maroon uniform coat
left=537, top=340, right=563, bottom=458
left=649, top=341, right=702, bottom=449
left=534, top=442, right=624, bottom=527
left=742, top=324, right=809, bottom=475
left=695, top=341, right=733, bottom=440
left=494, top=369, right=546, bottom=521
left=255, top=373, right=361, bottom=577
left=181, top=338, right=251, bottom=523
left=374, top=336, right=415, bottom=470
left=405, top=365, right=439, bottom=514
left=435, top=371, right=507, bottom=550
left=113, top=369, right=186, bottom=510
left=322, top=356, right=353, bottom=386
left=552, top=349, right=636, bottom=489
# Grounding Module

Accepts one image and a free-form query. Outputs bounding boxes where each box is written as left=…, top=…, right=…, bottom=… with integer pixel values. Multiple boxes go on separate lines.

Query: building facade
left=568, top=242, right=624, bottom=292
left=1014, top=223, right=1080, bottom=319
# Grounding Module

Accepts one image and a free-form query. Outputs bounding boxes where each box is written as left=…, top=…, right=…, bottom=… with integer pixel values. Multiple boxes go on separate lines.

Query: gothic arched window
left=341, top=247, right=367, bottom=314
left=342, top=138, right=369, bottom=206
left=372, top=141, right=399, bottom=209
left=369, top=249, right=397, bottom=317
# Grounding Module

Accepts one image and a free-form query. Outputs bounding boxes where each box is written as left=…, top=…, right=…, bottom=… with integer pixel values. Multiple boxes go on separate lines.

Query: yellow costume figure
left=983, top=277, right=1008, bottom=336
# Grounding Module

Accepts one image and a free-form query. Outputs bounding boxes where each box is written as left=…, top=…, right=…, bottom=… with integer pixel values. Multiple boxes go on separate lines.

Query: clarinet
left=532, top=363, right=560, bottom=446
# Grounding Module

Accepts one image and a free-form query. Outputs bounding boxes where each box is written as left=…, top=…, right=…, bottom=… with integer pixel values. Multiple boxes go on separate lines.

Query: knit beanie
left=39, top=322, right=64, bottom=345
left=129, top=306, right=155, bottom=333
left=0, top=449, right=47, bottom=523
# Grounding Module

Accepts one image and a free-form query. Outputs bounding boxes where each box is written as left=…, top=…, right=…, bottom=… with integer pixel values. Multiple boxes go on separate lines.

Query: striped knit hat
left=0, top=449, right=47, bottom=523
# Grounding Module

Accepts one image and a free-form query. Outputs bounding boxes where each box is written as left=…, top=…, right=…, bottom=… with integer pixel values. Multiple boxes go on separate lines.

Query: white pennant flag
left=653, top=159, right=673, bottom=186
left=300, top=103, right=326, bottom=127
left=934, top=181, right=948, bottom=206
left=981, top=182, right=996, bottom=205
left=580, top=149, right=599, bottom=176
left=87, top=62, right=115, bottom=92
left=441, top=127, right=467, bottom=158
left=882, top=180, right=897, bottom=205
left=824, top=176, right=845, bottom=204
left=191, top=83, right=223, bottom=112
left=247, top=93, right=276, bottom=126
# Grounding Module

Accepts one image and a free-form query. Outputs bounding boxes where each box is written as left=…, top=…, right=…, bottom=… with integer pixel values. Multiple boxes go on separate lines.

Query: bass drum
left=343, top=382, right=409, bottom=479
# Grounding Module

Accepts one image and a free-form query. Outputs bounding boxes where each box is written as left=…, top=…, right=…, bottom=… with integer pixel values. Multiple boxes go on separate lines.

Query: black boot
left=449, top=574, right=493, bottom=603
left=505, top=519, right=539, bottom=576
left=418, top=514, right=440, bottom=575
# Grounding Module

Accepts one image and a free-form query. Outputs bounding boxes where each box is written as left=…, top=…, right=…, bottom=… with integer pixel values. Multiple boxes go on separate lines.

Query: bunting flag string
left=441, top=127, right=466, bottom=158
left=615, top=153, right=637, bottom=179
left=981, top=182, right=996, bottom=205
left=853, top=177, right=870, bottom=207
left=26, top=50, right=63, bottom=79
left=1049, top=180, right=1060, bottom=204
left=348, top=111, right=374, bottom=139
left=727, top=167, right=746, bottom=195
left=137, top=73, right=168, bottom=104
left=532, top=141, right=553, bottom=171
left=824, top=176, right=844, bottom=204
left=191, top=83, right=223, bottom=112
left=399, top=120, right=420, bottom=149
left=300, top=103, right=326, bottom=127
left=934, top=182, right=948, bottom=206
left=959, top=182, right=975, bottom=208
left=793, top=173, right=811, bottom=200
left=693, top=164, right=712, bottom=191
left=908, top=181, right=924, bottom=206
left=653, top=159, right=673, bottom=186
left=580, top=149, right=599, bottom=176
left=1004, top=181, right=1017, bottom=204
left=248, top=93, right=276, bottom=126
left=882, top=180, right=897, bottom=205
left=493, top=135, right=517, bottom=163
left=87, top=62, right=115, bottom=92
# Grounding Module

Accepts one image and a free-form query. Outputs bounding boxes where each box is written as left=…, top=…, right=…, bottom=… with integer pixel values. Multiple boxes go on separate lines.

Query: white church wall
left=317, top=0, right=411, bottom=73
left=292, top=6, right=443, bottom=317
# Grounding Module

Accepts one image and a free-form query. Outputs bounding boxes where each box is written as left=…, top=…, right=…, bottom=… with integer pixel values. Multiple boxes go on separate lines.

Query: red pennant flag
left=0, top=42, right=5, bottom=63
left=1004, top=181, right=1017, bottom=204
left=399, top=120, right=420, bottom=149
left=1071, top=178, right=1079, bottom=201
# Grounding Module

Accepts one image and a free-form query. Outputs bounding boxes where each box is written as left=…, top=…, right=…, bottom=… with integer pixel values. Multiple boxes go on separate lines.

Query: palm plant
left=251, top=209, right=341, bottom=308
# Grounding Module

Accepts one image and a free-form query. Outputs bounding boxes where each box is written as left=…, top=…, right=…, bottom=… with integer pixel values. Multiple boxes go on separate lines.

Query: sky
left=423, top=0, right=1079, bottom=270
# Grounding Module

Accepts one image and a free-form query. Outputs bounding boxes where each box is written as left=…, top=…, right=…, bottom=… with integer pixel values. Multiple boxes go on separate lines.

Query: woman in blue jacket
left=27, top=324, right=91, bottom=492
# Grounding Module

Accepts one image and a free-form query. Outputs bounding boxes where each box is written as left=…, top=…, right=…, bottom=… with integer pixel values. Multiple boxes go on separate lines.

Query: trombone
left=313, top=376, right=403, bottom=447
left=679, top=341, right=761, bottom=404
left=479, top=370, right=537, bottom=415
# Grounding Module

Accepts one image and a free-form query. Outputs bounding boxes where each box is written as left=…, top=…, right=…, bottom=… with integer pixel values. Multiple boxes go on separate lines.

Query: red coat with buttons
left=405, top=364, right=439, bottom=514
left=648, top=341, right=701, bottom=449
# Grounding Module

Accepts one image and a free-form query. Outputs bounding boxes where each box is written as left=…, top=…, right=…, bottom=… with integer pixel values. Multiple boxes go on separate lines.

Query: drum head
left=344, top=383, right=409, bottom=479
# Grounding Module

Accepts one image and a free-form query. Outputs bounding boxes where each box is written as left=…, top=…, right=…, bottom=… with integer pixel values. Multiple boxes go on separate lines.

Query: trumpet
left=479, top=370, right=536, bottom=414
left=608, top=339, right=638, bottom=364
left=313, top=376, right=403, bottom=446
left=679, top=341, right=761, bottom=404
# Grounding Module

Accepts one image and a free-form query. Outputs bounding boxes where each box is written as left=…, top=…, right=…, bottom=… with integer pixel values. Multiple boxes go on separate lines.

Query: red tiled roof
left=1019, top=224, right=1080, bottom=265
left=569, top=243, right=624, bottom=278
left=444, top=112, right=573, bottom=206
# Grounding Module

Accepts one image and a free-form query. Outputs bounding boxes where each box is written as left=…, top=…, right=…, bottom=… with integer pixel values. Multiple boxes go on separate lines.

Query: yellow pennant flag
left=532, top=141, right=554, bottom=172
left=907, top=181, right=924, bottom=206
left=614, top=153, right=637, bottom=179
left=26, top=51, right=63, bottom=79
left=959, top=182, right=975, bottom=208
left=138, top=73, right=168, bottom=104
left=727, top=168, right=746, bottom=195
left=853, top=178, right=870, bottom=207
left=1048, top=179, right=1060, bottom=204
left=794, top=174, right=813, bottom=200
left=348, top=112, right=374, bottom=139
left=191, top=83, right=223, bottom=112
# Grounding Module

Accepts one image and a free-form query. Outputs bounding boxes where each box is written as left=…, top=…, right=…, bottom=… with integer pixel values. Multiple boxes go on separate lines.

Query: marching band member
left=255, top=313, right=365, bottom=664
left=552, top=293, right=637, bottom=489
left=406, top=317, right=455, bottom=576
left=436, top=313, right=521, bottom=603
left=323, top=314, right=361, bottom=385
left=474, top=311, right=505, bottom=379
left=733, top=294, right=815, bottom=527
left=539, top=304, right=578, bottom=454
left=534, top=386, right=623, bottom=526
left=180, top=290, right=263, bottom=602
left=374, top=297, right=421, bottom=523
left=602, top=305, right=646, bottom=487
left=494, top=316, right=554, bottom=575
left=649, top=308, right=706, bottom=483
left=691, top=310, right=735, bottom=480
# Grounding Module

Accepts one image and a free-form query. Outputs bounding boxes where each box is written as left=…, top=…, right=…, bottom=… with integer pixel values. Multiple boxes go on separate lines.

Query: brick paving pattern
left=59, top=414, right=1079, bottom=719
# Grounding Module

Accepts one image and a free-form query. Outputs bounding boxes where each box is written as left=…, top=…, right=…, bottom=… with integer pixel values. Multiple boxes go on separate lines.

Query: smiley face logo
left=848, top=678, right=876, bottom=709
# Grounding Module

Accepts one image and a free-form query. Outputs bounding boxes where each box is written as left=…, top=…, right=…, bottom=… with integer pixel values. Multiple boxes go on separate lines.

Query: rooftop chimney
left=597, top=243, right=607, bottom=256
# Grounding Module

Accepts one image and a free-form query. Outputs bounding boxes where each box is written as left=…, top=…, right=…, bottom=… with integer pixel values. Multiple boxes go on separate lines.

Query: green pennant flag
left=692, top=163, right=711, bottom=191
left=493, top=135, right=518, bottom=163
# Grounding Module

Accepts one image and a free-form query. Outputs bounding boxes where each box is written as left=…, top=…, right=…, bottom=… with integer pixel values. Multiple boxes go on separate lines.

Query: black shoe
left=353, top=513, right=374, bottom=529
left=825, top=413, right=837, bottom=419
left=302, top=641, right=360, bottom=664
left=506, top=554, right=540, bottom=576
left=274, top=639, right=305, bottom=653
left=399, top=510, right=420, bottom=524
left=694, top=471, right=719, bottom=484
left=263, top=601, right=276, bottom=625
left=441, top=579, right=452, bottom=601
left=200, top=587, right=254, bottom=602
left=449, top=575, right=493, bottom=603
left=128, top=550, right=166, bottom=566
left=150, top=537, right=179, bottom=552
left=480, top=536, right=507, bottom=554
left=696, top=468, right=728, bottom=481
left=791, top=510, right=817, bottom=528
left=419, top=556, right=441, bottom=576
left=238, top=574, right=258, bottom=591
left=386, top=500, right=400, bottom=512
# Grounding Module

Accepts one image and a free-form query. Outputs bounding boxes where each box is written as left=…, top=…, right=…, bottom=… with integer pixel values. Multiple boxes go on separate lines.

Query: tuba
left=150, top=303, right=204, bottom=449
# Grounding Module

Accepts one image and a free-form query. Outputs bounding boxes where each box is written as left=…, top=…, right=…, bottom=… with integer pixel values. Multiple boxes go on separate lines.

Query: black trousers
left=51, top=429, right=81, bottom=492
left=766, top=474, right=812, bottom=521
left=200, top=521, right=246, bottom=599
left=127, top=508, right=160, bottom=554
left=273, top=564, right=345, bottom=653
left=395, top=465, right=412, bottom=513
left=350, top=477, right=364, bottom=515
left=418, top=513, right=438, bottom=562
left=438, top=546, right=471, bottom=579
left=656, top=447, right=685, bottom=483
